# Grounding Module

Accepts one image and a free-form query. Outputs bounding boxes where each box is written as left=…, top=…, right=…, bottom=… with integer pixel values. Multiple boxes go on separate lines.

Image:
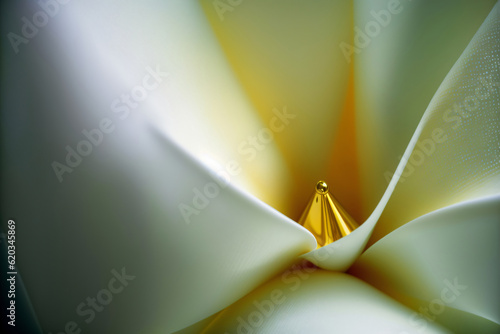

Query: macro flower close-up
left=1, top=0, right=499, bottom=333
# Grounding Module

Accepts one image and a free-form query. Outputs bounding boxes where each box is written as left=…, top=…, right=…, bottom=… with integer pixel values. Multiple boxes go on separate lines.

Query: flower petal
left=202, top=270, right=451, bottom=333
left=2, top=1, right=316, bottom=332
left=351, top=194, right=500, bottom=332
left=303, top=0, right=500, bottom=270
left=354, top=0, right=497, bottom=214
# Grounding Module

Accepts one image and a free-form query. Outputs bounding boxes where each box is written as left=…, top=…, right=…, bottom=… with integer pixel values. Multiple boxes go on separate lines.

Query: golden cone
left=299, top=181, right=359, bottom=248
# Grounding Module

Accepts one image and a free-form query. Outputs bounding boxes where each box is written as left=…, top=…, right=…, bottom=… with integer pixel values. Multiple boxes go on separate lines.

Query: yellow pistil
left=299, top=181, right=359, bottom=248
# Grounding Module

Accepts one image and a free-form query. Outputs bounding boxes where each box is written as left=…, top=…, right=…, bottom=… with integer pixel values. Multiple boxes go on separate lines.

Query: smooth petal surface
left=200, top=0, right=357, bottom=220
left=203, top=270, right=450, bottom=334
left=351, top=194, right=500, bottom=333
left=366, top=0, right=500, bottom=245
left=303, top=0, right=500, bottom=270
left=1, top=1, right=316, bottom=333
left=355, top=0, right=497, bottom=214
left=2, top=0, right=499, bottom=333
left=63, top=0, right=294, bottom=213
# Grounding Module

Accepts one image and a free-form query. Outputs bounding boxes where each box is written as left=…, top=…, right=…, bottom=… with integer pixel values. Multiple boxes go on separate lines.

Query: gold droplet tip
left=315, top=180, right=329, bottom=195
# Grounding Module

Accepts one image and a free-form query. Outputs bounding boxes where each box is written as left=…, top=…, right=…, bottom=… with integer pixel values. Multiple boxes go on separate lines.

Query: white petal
left=2, top=1, right=316, bottom=333
left=355, top=0, right=497, bottom=211
left=203, top=270, right=451, bottom=334
left=351, top=194, right=500, bottom=332
left=303, top=1, right=500, bottom=270
left=199, top=0, right=354, bottom=217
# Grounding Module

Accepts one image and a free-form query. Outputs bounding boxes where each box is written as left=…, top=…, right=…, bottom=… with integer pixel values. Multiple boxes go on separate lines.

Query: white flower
left=1, top=0, right=499, bottom=333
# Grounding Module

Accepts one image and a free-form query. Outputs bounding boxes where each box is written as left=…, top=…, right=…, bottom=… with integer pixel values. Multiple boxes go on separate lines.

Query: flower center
left=299, top=181, right=359, bottom=248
